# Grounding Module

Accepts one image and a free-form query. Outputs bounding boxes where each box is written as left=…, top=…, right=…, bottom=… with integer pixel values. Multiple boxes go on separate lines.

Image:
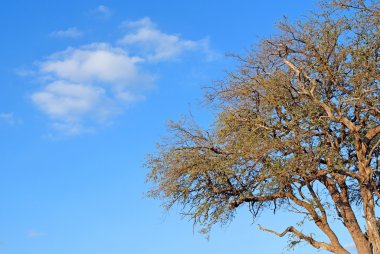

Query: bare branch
left=258, top=225, right=336, bottom=252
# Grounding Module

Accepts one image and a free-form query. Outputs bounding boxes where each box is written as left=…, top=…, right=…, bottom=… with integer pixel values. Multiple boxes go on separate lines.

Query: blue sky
left=0, top=1, right=357, bottom=253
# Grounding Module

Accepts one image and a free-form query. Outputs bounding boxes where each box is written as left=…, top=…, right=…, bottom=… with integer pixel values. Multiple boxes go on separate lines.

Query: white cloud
left=119, top=17, right=213, bottom=62
left=50, top=27, right=83, bottom=38
left=31, top=79, right=121, bottom=135
left=32, top=43, right=152, bottom=134
left=89, top=5, right=112, bottom=19
left=27, top=230, right=45, bottom=239
left=40, top=43, right=146, bottom=84
left=31, top=81, right=108, bottom=122
left=30, top=17, right=216, bottom=135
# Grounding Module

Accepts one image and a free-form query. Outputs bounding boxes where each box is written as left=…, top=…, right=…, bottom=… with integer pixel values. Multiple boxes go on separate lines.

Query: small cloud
left=39, top=43, right=147, bottom=85
left=31, top=80, right=118, bottom=135
left=27, top=230, right=45, bottom=239
left=124, top=17, right=155, bottom=29
left=31, top=81, right=108, bottom=121
left=119, top=17, right=215, bottom=62
left=51, top=121, right=95, bottom=136
left=31, top=43, right=153, bottom=135
left=0, top=112, right=20, bottom=125
left=89, top=5, right=112, bottom=19
left=50, top=27, right=84, bottom=38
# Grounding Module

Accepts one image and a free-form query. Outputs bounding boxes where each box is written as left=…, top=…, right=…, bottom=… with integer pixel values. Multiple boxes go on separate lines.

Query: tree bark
left=362, top=186, right=380, bottom=254
left=323, top=176, right=372, bottom=254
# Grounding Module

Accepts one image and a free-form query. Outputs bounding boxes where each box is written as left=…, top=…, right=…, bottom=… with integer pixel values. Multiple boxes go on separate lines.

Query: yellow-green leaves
left=146, top=1, right=380, bottom=252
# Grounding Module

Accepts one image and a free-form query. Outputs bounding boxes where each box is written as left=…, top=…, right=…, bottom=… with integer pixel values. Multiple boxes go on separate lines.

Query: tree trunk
left=364, top=194, right=380, bottom=253
left=352, top=233, right=372, bottom=254
left=360, top=165, right=380, bottom=253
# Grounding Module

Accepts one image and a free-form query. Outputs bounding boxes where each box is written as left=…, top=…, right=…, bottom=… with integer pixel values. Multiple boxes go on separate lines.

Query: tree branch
left=258, top=224, right=335, bottom=252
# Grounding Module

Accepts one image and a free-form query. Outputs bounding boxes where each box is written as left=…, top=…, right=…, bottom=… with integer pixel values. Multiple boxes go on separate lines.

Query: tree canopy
left=146, top=1, right=380, bottom=253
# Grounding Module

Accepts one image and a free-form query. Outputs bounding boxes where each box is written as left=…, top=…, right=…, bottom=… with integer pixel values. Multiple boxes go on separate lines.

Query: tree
left=146, top=1, right=380, bottom=253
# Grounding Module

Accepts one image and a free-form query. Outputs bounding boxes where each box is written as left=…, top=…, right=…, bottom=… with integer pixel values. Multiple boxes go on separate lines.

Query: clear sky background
left=0, top=1, right=357, bottom=253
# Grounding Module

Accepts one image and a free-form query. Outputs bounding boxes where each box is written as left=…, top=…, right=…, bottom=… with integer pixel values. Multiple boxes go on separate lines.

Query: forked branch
left=258, top=224, right=337, bottom=252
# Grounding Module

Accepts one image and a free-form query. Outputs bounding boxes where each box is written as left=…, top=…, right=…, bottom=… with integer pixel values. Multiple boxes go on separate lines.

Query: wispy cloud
left=27, top=229, right=45, bottom=239
left=29, top=17, right=216, bottom=135
left=50, top=27, right=83, bottom=38
left=89, top=5, right=112, bottom=19
left=0, top=112, right=20, bottom=125
left=119, top=17, right=214, bottom=62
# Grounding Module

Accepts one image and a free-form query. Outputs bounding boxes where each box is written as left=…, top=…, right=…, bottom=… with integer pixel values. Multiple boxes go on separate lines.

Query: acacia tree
left=146, top=1, right=380, bottom=253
